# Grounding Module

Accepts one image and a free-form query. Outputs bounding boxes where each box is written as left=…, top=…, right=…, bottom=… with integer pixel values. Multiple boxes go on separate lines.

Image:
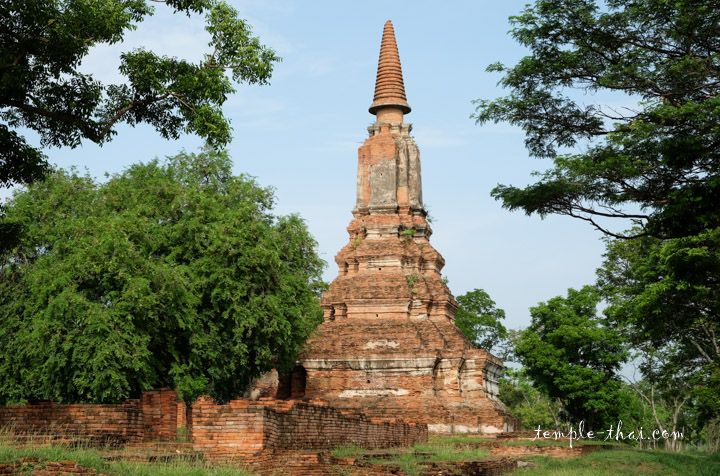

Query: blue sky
left=5, top=1, right=616, bottom=331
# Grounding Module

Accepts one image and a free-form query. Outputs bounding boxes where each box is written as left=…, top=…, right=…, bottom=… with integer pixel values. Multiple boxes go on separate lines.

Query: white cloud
left=77, top=7, right=208, bottom=84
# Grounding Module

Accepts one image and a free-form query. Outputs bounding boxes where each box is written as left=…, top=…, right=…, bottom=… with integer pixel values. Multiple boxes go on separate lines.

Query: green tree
left=597, top=229, right=720, bottom=436
left=0, top=149, right=325, bottom=405
left=599, top=230, right=719, bottom=375
left=473, top=0, right=720, bottom=239
left=0, top=0, right=279, bottom=189
left=515, top=286, right=628, bottom=430
left=624, top=347, right=697, bottom=450
left=499, top=367, right=562, bottom=431
left=455, top=288, right=507, bottom=353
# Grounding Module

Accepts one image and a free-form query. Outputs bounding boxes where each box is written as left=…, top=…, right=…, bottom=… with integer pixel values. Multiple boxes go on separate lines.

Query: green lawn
left=332, top=437, right=720, bottom=476
left=522, top=447, right=720, bottom=476
left=332, top=440, right=489, bottom=476
left=3, top=432, right=719, bottom=475
left=0, top=443, right=252, bottom=476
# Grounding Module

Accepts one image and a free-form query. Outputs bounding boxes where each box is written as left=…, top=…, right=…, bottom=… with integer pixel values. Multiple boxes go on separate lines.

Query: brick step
left=0, top=459, right=114, bottom=476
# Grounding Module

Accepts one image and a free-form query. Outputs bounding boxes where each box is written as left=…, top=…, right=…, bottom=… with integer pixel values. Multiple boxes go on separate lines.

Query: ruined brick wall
left=0, top=459, right=106, bottom=475
left=0, top=401, right=144, bottom=442
left=189, top=397, right=428, bottom=463
left=0, top=389, right=178, bottom=443
left=263, top=399, right=426, bottom=451
left=139, top=388, right=180, bottom=441
left=188, top=397, right=267, bottom=462
left=177, top=401, right=187, bottom=429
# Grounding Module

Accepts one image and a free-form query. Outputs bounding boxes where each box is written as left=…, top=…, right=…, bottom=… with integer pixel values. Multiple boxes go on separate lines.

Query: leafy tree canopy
left=0, top=149, right=325, bottom=405
left=515, top=285, right=628, bottom=430
left=499, top=367, right=560, bottom=430
left=0, top=0, right=279, bottom=190
left=499, top=365, right=688, bottom=437
left=455, top=288, right=507, bottom=353
left=597, top=228, right=720, bottom=420
left=473, top=0, right=720, bottom=239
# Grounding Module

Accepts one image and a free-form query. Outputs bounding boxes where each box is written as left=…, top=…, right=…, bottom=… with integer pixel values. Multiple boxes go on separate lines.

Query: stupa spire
left=369, top=20, right=411, bottom=119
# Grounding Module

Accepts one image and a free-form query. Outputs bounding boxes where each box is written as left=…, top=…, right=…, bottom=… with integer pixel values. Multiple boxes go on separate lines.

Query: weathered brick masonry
left=0, top=459, right=108, bottom=475
left=189, top=396, right=427, bottom=463
left=297, top=20, right=518, bottom=434
left=0, top=388, right=178, bottom=443
left=2, top=389, right=427, bottom=464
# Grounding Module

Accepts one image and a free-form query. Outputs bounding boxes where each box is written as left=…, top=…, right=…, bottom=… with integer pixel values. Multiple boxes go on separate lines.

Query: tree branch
left=206, top=45, right=220, bottom=68
left=688, top=337, right=715, bottom=364
left=170, top=92, right=195, bottom=113
left=573, top=203, right=649, bottom=220
left=101, top=93, right=171, bottom=138
left=2, top=98, right=81, bottom=124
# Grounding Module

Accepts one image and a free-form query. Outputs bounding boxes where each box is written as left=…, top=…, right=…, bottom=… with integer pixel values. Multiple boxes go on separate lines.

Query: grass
left=0, top=429, right=252, bottom=476
left=522, top=448, right=720, bottom=476
left=0, top=443, right=106, bottom=469
left=427, top=434, right=490, bottom=445
left=411, top=442, right=488, bottom=461
left=95, top=461, right=251, bottom=476
left=0, top=445, right=253, bottom=475
left=5, top=428, right=719, bottom=476
left=332, top=440, right=488, bottom=461
left=371, top=452, right=423, bottom=476
left=332, top=435, right=720, bottom=476
left=330, top=443, right=370, bottom=458
left=331, top=466, right=351, bottom=476
left=333, top=440, right=489, bottom=476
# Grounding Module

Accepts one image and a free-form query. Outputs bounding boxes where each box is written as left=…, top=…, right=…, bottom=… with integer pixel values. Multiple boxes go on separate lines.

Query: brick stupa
left=294, top=21, right=516, bottom=434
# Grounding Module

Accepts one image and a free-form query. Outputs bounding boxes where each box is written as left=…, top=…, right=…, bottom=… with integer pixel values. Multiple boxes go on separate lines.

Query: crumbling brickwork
left=188, top=396, right=427, bottom=463
left=0, top=388, right=179, bottom=444
left=1, top=389, right=426, bottom=464
left=139, top=388, right=181, bottom=441
left=0, top=459, right=106, bottom=475
left=299, top=20, right=517, bottom=435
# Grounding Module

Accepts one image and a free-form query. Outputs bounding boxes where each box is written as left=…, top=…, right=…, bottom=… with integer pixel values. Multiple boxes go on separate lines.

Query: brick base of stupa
left=298, top=314, right=518, bottom=434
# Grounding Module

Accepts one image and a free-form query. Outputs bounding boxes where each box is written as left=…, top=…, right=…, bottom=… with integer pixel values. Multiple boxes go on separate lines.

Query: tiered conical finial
left=369, top=20, right=411, bottom=116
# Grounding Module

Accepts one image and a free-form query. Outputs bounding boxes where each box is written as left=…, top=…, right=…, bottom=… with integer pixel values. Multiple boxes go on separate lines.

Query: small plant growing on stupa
left=351, top=235, right=364, bottom=249
left=423, top=203, right=434, bottom=224
left=407, top=274, right=420, bottom=295
left=401, top=227, right=416, bottom=243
